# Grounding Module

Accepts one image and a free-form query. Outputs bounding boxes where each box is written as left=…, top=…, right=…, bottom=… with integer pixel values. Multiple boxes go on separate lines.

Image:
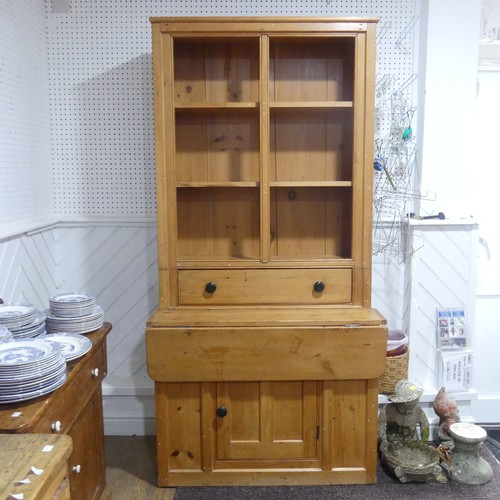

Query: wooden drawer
left=178, top=268, right=352, bottom=305
left=31, top=339, right=106, bottom=435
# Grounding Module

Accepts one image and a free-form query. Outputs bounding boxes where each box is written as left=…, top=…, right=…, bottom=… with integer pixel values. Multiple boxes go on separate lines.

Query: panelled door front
left=215, top=381, right=319, bottom=461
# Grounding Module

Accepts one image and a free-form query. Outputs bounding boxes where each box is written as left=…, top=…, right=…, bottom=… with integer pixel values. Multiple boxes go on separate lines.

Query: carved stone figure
left=433, top=386, right=460, bottom=444
left=378, top=379, right=446, bottom=483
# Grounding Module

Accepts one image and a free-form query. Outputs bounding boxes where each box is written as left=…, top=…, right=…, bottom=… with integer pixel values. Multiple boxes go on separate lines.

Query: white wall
left=415, top=0, right=500, bottom=423
left=0, top=0, right=53, bottom=238
left=417, top=0, right=482, bottom=218
left=470, top=55, right=500, bottom=422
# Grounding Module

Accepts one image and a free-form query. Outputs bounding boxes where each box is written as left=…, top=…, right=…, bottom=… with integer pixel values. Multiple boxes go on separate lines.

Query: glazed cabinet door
left=153, top=21, right=376, bottom=308
left=215, top=381, right=319, bottom=461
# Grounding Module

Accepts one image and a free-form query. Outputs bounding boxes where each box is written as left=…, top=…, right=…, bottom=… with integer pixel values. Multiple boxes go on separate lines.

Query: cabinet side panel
left=330, top=380, right=367, bottom=468
left=361, top=25, right=377, bottom=307
left=68, top=391, right=104, bottom=500
left=157, top=383, right=203, bottom=475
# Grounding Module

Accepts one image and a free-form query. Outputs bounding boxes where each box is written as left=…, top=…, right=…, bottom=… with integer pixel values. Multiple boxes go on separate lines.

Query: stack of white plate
left=46, top=292, right=104, bottom=335
left=0, top=338, right=67, bottom=404
left=0, top=325, right=13, bottom=343
left=9, top=311, right=46, bottom=339
left=44, top=333, right=93, bottom=362
left=49, top=292, right=96, bottom=318
left=0, top=304, right=46, bottom=339
left=0, top=304, right=38, bottom=330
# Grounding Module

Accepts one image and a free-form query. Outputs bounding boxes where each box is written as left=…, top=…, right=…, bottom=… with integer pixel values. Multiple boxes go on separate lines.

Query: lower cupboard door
left=215, top=381, right=319, bottom=461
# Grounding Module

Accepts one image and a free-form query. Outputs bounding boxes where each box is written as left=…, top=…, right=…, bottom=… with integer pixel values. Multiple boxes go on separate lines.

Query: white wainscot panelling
left=103, top=394, right=156, bottom=436
left=0, top=232, right=57, bottom=308
left=52, top=223, right=159, bottom=434
left=404, top=221, right=478, bottom=401
left=52, top=224, right=159, bottom=366
left=0, top=224, right=158, bottom=435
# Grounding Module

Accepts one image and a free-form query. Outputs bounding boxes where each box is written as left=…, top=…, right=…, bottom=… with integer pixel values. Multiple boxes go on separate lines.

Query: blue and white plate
left=49, top=292, right=96, bottom=318
left=0, top=304, right=38, bottom=330
left=0, top=338, right=59, bottom=366
left=0, top=372, right=67, bottom=404
left=0, top=325, right=13, bottom=343
left=9, top=310, right=47, bottom=339
left=46, top=305, right=104, bottom=334
left=0, top=338, right=67, bottom=404
left=44, top=333, right=92, bottom=362
left=0, top=362, right=67, bottom=392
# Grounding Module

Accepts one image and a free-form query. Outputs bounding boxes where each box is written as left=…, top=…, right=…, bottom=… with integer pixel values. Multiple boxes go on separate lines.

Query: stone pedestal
left=449, top=422, right=493, bottom=484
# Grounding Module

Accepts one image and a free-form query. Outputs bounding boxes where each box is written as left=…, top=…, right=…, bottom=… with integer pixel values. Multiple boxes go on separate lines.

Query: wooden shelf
left=270, top=181, right=352, bottom=187
left=270, top=101, right=353, bottom=108
left=175, top=102, right=259, bottom=110
left=177, top=182, right=259, bottom=188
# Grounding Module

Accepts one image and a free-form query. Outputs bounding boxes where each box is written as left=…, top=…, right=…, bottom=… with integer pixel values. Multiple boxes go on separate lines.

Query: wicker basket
left=379, top=350, right=409, bottom=395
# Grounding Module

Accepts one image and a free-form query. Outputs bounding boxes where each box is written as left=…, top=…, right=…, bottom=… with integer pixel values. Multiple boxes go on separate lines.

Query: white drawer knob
left=72, top=464, right=82, bottom=474
left=51, top=420, right=62, bottom=432
left=91, top=368, right=99, bottom=377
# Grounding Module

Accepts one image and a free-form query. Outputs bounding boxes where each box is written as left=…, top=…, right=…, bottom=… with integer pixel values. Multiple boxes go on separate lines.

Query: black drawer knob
left=313, top=281, right=325, bottom=293
left=205, top=282, right=217, bottom=294
left=216, top=406, right=228, bottom=418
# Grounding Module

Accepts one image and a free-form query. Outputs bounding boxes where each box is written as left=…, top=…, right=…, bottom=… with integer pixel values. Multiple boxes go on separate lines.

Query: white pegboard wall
left=46, top=0, right=417, bottom=217
left=0, top=0, right=52, bottom=233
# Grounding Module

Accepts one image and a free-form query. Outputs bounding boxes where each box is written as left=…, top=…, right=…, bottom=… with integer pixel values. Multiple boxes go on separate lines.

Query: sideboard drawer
left=31, top=338, right=107, bottom=435
left=178, top=268, right=352, bottom=305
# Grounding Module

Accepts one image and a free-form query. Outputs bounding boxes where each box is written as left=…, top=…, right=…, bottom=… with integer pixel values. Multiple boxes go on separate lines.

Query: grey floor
left=104, top=431, right=500, bottom=499
left=486, top=428, right=500, bottom=461
left=105, top=435, right=175, bottom=499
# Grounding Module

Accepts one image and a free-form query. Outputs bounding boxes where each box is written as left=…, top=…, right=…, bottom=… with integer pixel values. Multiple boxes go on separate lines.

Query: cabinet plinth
left=147, top=17, right=386, bottom=486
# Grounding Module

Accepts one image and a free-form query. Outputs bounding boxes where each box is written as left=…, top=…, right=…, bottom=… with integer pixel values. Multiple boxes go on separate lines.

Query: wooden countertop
left=0, top=323, right=111, bottom=433
left=147, top=307, right=387, bottom=328
left=0, top=433, right=72, bottom=499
